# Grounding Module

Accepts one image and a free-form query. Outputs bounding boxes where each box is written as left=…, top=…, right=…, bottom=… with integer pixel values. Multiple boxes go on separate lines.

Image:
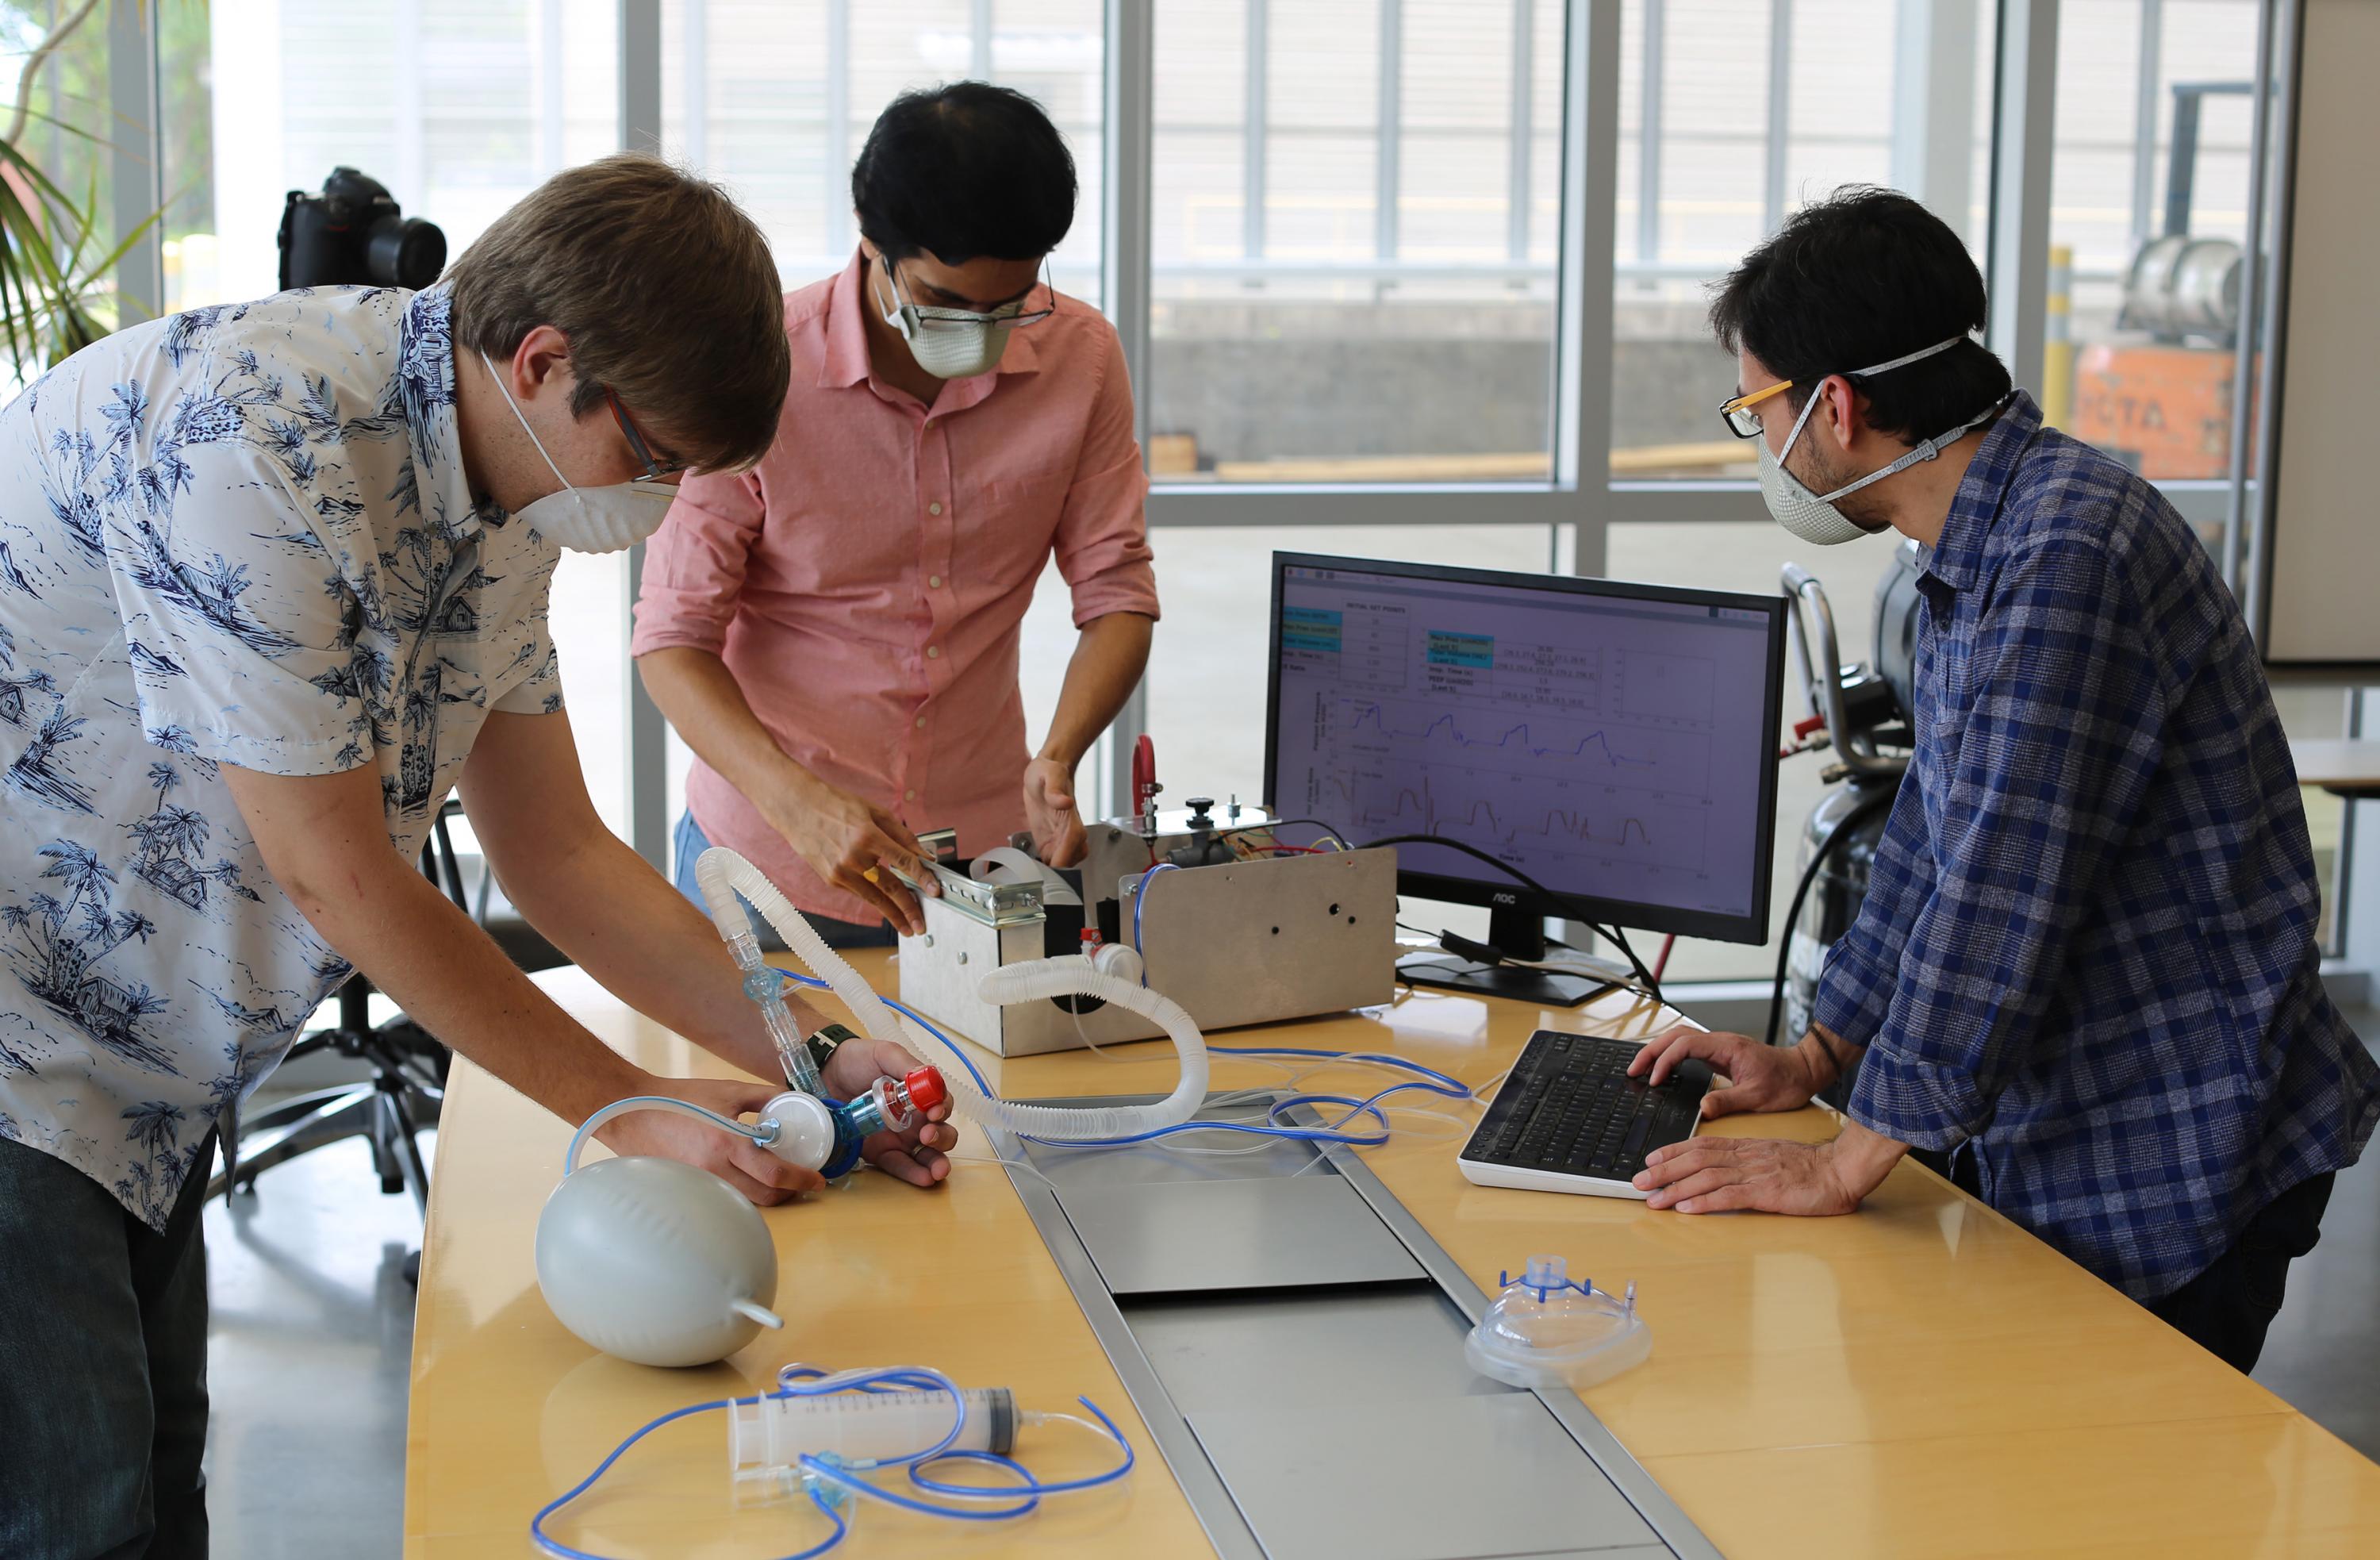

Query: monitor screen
left=1265, top=553, right=1787, bottom=944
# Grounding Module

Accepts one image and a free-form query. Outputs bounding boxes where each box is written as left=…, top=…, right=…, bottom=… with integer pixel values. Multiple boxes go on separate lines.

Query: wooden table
left=406, top=955, right=2380, bottom=1558
left=2293, top=739, right=2380, bottom=800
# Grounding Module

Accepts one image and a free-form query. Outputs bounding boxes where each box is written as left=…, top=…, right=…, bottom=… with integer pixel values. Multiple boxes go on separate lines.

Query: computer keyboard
left=1457, top=1028, right=1712, bottom=1199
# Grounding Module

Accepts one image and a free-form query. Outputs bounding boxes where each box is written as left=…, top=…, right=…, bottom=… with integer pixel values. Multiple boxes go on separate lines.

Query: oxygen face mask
left=1464, top=1255, right=1650, bottom=1392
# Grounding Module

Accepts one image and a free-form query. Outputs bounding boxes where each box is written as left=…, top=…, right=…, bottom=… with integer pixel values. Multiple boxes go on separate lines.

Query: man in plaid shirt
left=1630, top=188, right=2380, bottom=1371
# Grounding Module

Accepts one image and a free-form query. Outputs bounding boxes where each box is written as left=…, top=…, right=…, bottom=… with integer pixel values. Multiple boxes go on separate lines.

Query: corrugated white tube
left=931, top=958, right=1210, bottom=1141
left=695, top=846, right=1207, bottom=1139
left=693, top=847, right=900, bottom=1043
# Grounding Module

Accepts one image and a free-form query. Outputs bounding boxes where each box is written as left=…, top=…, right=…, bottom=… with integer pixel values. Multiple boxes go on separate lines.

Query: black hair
left=1709, top=186, right=2011, bottom=443
left=852, top=82, right=1077, bottom=265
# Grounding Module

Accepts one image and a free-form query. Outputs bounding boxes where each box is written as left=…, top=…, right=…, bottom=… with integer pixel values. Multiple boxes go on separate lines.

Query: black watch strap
left=804, top=1022, right=859, bottom=1074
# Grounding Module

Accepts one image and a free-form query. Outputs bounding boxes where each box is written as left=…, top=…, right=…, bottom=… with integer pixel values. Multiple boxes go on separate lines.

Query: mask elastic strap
left=1818, top=390, right=2013, bottom=505
left=1848, top=332, right=1971, bottom=378
left=482, top=353, right=573, bottom=493
left=1776, top=378, right=1825, bottom=466
left=876, top=259, right=917, bottom=339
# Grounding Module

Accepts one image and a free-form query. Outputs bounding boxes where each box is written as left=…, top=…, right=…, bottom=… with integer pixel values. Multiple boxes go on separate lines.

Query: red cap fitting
left=901, top=1065, right=948, bottom=1115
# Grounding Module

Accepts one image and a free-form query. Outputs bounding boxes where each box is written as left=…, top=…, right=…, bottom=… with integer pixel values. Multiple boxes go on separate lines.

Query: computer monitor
left=1264, top=552, right=1787, bottom=1003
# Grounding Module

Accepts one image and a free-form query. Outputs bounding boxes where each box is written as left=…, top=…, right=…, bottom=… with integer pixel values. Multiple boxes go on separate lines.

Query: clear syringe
left=730, top=1386, right=1015, bottom=1493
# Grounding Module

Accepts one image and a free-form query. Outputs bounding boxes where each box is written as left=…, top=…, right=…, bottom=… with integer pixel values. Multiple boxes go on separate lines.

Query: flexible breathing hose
left=933, top=959, right=1208, bottom=1142
left=694, top=847, right=1210, bottom=1142
left=696, top=847, right=903, bottom=1066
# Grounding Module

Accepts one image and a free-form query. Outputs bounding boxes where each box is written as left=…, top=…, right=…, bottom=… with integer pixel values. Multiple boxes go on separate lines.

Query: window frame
left=106, top=0, right=2328, bottom=957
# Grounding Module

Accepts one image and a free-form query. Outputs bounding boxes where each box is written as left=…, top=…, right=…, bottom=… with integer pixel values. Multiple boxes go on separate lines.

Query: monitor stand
left=1395, top=903, right=1624, bottom=1009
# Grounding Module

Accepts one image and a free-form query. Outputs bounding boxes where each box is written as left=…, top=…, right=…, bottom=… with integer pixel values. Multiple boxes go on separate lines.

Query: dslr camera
left=278, top=167, right=447, bottom=291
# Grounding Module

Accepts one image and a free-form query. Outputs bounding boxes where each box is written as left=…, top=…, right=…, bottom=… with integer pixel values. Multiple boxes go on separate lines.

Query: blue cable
left=1210, top=1046, right=1471, bottom=1096
left=529, top=1398, right=846, bottom=1560
left=778, top=943, right=1475, bottom=1151
left=908, top=1396, right=1136, bottom=1499
left=777, top=970, right=996, bottom=1098
left=1129, top=861, right=1179, bottom=981
left=529, top=1366, right=1134, bottom=1558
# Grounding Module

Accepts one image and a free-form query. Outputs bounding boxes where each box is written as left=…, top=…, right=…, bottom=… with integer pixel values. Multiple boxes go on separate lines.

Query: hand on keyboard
left=1628, top=1026, right=1821, bottom=1119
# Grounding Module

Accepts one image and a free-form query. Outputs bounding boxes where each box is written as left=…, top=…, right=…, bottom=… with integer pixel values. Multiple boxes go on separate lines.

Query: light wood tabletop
left=2292, top=739, right=2380, bottom=798
left=406, top=952, right=2380, bottom=1559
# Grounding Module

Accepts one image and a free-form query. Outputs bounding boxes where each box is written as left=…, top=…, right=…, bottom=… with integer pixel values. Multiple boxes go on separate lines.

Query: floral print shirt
left=0, top=285, right=562, bottom=1228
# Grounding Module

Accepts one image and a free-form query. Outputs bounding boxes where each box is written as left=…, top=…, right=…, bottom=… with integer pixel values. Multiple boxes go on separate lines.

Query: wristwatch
left=804, top=1022, right=859, bottom=1076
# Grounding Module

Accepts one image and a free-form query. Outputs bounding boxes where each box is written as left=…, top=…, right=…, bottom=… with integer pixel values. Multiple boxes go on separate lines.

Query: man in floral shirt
left=0, top=156, right=953, bottom=1557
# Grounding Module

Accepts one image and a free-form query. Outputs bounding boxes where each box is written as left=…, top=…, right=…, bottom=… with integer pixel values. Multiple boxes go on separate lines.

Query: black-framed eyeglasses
left=1716, top=378, right=1795, bottom=439
left=886, top=257, right=1059, bottom=331
left=604, top=388, right=688, bottom=486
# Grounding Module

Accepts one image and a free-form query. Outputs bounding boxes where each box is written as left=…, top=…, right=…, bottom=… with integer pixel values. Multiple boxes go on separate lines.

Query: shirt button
left=927, top=574, right=942, bottom=589
left=916, top=715, right=927, bottom=728
left=904, top=788, right=917, bottom=801
left=927, top=501, right=943, bottom=516
left=926, top=645, right=941, bottom=659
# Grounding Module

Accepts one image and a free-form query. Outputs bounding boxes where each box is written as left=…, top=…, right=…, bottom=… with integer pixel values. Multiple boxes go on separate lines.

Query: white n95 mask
left=877, top=262, right=1023, bottom=381
left=483, top=353, right=676, bottom=554
left=1756, top=335, right=2005, bottom=547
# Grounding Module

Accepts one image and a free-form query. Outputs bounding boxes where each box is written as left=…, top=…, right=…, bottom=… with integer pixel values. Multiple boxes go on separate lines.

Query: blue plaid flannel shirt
left=1814, top=391, right=2380, bottom=1301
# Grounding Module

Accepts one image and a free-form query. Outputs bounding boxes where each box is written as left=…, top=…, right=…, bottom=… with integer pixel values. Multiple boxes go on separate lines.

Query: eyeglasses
left=1717, top=378, right=1795, bottom=439
left=888, top=258, right=1058, bottom=331
left=604, top=387, right=688, bottom=488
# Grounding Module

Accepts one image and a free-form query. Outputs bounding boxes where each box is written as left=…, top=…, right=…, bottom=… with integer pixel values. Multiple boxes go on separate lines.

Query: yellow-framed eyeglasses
left=1717, top=378, right=1794, bottom=439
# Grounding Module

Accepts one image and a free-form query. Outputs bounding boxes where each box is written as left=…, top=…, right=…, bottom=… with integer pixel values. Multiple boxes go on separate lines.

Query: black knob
left=1186, top=797, right=1216, bottom=829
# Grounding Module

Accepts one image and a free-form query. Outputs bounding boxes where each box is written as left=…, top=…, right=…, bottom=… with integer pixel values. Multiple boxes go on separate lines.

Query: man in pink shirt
left=635, top=83, right=1159, bottom=943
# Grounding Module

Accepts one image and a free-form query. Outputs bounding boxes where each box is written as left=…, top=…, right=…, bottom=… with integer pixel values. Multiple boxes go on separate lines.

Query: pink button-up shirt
left=631, top=252, right=1160, bottom=924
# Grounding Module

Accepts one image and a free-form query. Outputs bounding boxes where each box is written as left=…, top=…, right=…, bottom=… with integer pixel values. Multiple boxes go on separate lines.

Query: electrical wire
left=1342, top=829, right=1667, bottom=1009
left=1128, top=860, right=1179, bottom=978
left=530, top=1397, right=846, bottom=1560
left=532, top=1365, right=1134, bottom=1559
left=785, top=939, right=1477, bottom=1156
left=1223, top=818, right=1349, bottom=849
left=1763, top=786, right=1896, bottom=1057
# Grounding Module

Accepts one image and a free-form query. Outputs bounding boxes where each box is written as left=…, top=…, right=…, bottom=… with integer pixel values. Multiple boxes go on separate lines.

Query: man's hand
left=1023, top=757, right=1086, bottom=867
left=594, top=1074, right=826, bottom=1203
left=1631, top=1120, right=1908, bottom=1214
left=822, top=1034, right=958, bottom=1186
left=762, top=772, right=939, bottom=936
left=1628, top=1025, right=1823, bottom=1118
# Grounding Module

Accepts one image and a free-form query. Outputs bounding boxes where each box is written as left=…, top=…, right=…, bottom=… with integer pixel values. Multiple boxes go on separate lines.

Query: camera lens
left=367, top=214, right=447, bottom=290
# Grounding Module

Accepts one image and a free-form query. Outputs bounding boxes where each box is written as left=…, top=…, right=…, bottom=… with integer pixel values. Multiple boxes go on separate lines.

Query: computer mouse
left=1662, top=1057, right=1715, bottom=1091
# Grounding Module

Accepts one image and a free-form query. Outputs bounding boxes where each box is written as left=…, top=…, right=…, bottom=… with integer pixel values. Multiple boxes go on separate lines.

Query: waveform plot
left=1324, top=763, right=1710, bottom=877
left=1326, top=696, right=1713, bottom=800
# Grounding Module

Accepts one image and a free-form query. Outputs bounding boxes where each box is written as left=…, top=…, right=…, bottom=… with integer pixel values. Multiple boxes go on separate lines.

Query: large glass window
left=1146, top=0, right=1565, bottom=485
left=651, top=2, right=1107, bottom=837
left=2043, top=0, right=2260, bottom=485
left=1611, top=0, right=1997, bottom=476
left=185, top=0, right=631, bottom=832
left=658, top=1, right=1104, bottom=304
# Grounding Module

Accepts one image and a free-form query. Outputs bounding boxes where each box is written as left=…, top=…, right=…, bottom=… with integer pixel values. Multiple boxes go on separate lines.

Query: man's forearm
left=279, top=842, right=650, bottom=1125
left=638, top=645, right=812, bottom=823
left=1038, top=611, right=1154, bottom=768
left=495, top=824, right=825, bottom=1084
left=1794, top=1024, right=1863, bottom=1095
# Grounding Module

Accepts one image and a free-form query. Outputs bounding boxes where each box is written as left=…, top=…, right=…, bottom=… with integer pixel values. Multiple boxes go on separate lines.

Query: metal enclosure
left=896, top=828, right=1395, bottom=1057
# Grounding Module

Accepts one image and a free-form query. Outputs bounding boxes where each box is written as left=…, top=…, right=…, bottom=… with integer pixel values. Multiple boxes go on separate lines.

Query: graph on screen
left=1271, top=566, right=1778, bottom=922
